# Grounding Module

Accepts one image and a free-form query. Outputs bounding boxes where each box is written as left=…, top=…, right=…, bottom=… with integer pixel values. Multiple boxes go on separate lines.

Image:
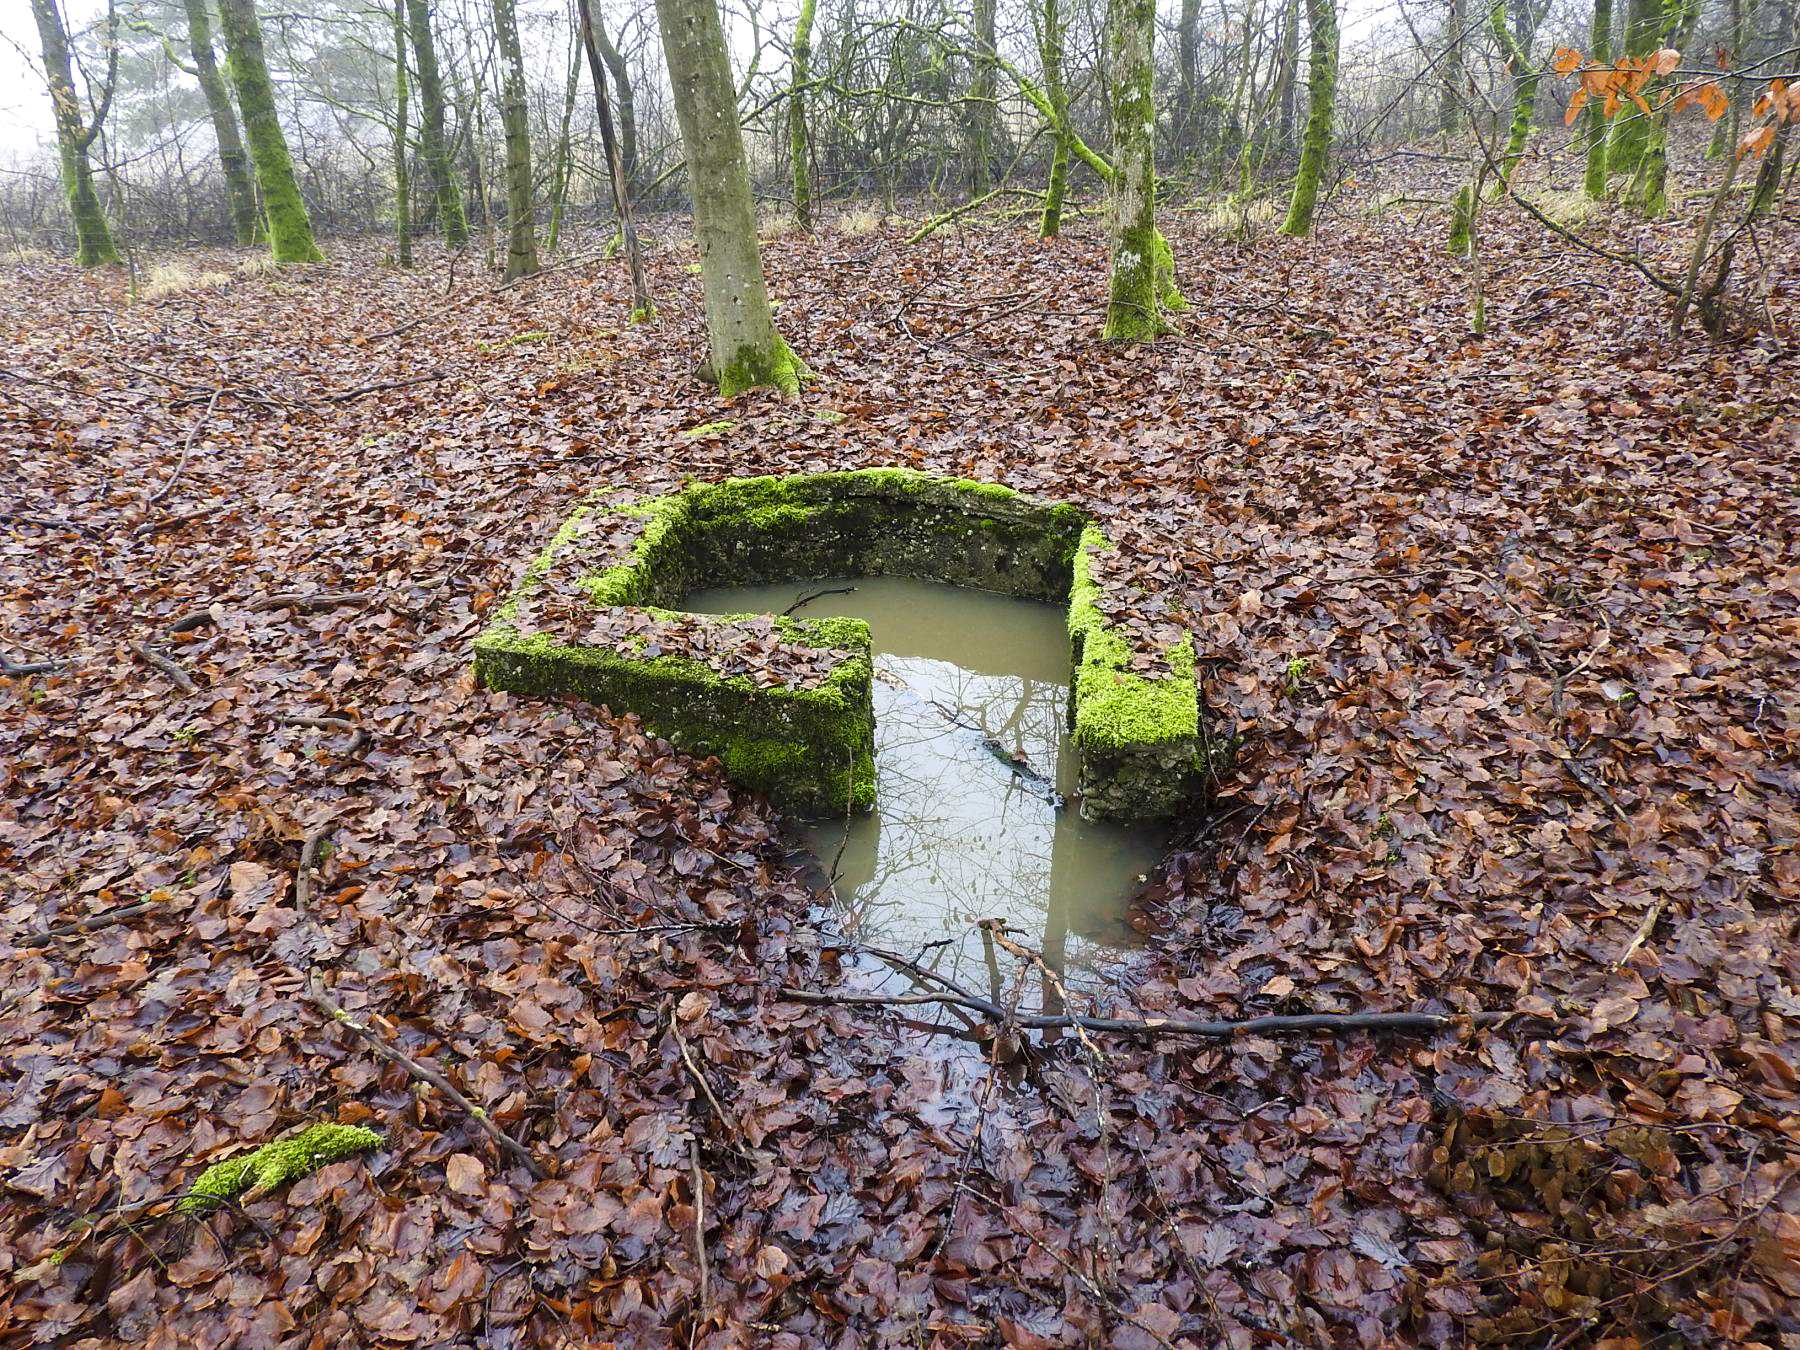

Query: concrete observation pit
left=473, top=470, right=1210, bottom=821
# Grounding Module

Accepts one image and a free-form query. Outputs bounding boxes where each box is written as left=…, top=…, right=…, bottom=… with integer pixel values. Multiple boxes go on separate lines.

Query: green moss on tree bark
left=492, top=0, right=539, bottom=279
left=789, top=0, right=817, bottom=230
left=406, top=0, right=469, bottom=247
left=1280, top=0, right=1338, bottom=236
left=29, top=0, right=121, bottom=266
left=655, top=0, right=805, bottom=396
left=184, top=0, right=264, bottom=247
left=1102, top=0, right=1178, bottom=341
left=217, top=0, right=322, bottom=263
left=1584, top=0, right=1615, bottom=197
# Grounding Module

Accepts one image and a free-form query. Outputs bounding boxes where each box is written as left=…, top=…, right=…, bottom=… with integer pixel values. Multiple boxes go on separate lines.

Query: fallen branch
left=130, top=640, right=198, bottom=694
left=305, top=981, right=549, bottom=1180
left=247, top=590, right=371, bottom=615
left=284, top=715, right=370, bottom=760
left=294, top=819, right=336, bottom=912
left=781, top=585, right=855, bottom=616
left=780, top=986, right=1520, bottom=1038
left=690, top=1138, right=711, bottom=1312
left=147, top=387, right=221, bottom=507
left=1, top=510, right=101, bottom=537
left=323, top=373, right=447, bottom=404
left=22, top=898, right=164, bottom=947
left=1, top=652, right=64, bottom=676
left=170, top=591, right=372, bottom=635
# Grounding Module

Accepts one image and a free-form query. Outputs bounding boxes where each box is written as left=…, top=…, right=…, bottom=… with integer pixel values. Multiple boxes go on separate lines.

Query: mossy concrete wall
left=475, top=470, right=1211, bottom=821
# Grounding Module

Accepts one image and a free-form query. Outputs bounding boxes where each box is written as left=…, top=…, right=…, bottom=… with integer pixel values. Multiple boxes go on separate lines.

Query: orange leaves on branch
left=1552, top=46, right=1585, bottom=76
left=1670, top=81, right=1730, bottom=122
left=1738, top=124, right=1777, bottom=160
left=1649, top=47, right=1682, bottom=76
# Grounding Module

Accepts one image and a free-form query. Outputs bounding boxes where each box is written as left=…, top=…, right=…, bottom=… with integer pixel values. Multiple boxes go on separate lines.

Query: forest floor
left=3, top=153, right=1799, bottom=1347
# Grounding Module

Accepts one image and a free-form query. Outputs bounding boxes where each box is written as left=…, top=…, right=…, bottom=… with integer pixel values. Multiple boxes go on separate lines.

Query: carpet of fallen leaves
left=3, top=156, right=1798, bottom=1348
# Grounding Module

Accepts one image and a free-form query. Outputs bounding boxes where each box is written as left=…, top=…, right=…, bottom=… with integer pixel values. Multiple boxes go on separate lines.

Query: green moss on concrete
left=1067, top=526, right=1206, bottom=818
left=178, top=1123, right=381, bottom=1215
left=476, top=473, right=1206, bottom=821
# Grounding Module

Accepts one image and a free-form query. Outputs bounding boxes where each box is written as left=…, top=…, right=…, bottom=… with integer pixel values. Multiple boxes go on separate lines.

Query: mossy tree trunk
left=1583, top=0, right=1614, bottom=196
left=183, top=0, right=262, bottom=245
left=789, top=0, right=817, bottom=230
left=216, top=0, right=322, bottom=262
left=969, top=0, right=999, bottom=196
left=1606, top=0, right=1661, bottom=174
left=1629, top=0, right=1701, bottom=216
left=1489, top=0, right=1543, bottom=193
left=544, top=37, right=582, bottom=252
left=1102, top=0, right=1184, bottom=340
left=391, top=0, right=413, bottom=266
left=1440, top=0, right=1466, bottom=139
left=1039, top=0, right=1071, bottom=236
left=491, top=0, right=539, bottom=280
left=29, top=0, right=122, bottom=266
left=577, top=0, right=653, bottom=316
left=1279, top=0, right=1338, bottom=235
left=654, top=0, right=804, bottom=395
left=406, top=0, right=468, bottom=246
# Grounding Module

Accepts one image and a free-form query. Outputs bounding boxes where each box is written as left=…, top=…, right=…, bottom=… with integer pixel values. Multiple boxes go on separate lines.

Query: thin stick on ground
left=24, top=898, right=165, bottom=947
left=780, top=985, right=1523, bottom=1038
left=305, top=980, right=549, bottom=1180
left=294, top=819, right=335, bottom=912
left=690, top=1137, right=710, bottom=1313
left=148, top=387, right=221, bottom=507
left=130, top=641, right=198, bottom=694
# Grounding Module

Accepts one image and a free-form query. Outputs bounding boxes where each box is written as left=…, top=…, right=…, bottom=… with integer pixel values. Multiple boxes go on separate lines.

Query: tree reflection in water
left=685, top=577, right=1168, bottom=1017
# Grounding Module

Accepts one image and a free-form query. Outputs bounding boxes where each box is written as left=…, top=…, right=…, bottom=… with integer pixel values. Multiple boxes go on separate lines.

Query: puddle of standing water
left=684, top=577, right=1170, bottom=1016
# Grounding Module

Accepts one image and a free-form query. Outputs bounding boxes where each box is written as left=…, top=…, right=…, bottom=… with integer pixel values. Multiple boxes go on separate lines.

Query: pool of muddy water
left=685, top=577, right=1170, bottom=1017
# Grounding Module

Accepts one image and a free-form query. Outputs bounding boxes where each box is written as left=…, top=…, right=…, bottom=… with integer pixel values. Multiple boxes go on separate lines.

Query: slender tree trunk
left=1039, top=0, right=1071, bottom=236
left=790, top=0, right=817, bottom=229
left=1490, top=0, right=1542, bottom=192
left=1175, top=0, right=1200, bottom=157
left=1280, top=0, right=1338, bottom=235
left=576, top=0, right=653, bottom=316
left=1631, top=0, right=1701, bottom=216
left=216, top=0, right=321, bottom=262
left=969, top=0, right=999, bottom=196
left=591, top=15, right=637, bottom=183
left=1583, top=0, right=1614, bottom=195
left=183, top=0, right=262, bottom=245
left=406, top=0, right=468, bottom=245
left=545, top=37, right=582, bottom=252
left=1102, top=0, right=1184, bottom=339
left=1440, top=0, right=1466, bottom=138
left=653, top=0, right=804, bottom=394
left=1278, top=0, right=1301, bottom=152
left=392, top=0, right=413, bottom=266
left=491, top=0, right=539, bottom=279
left=29, top=0, right=122, bottom=265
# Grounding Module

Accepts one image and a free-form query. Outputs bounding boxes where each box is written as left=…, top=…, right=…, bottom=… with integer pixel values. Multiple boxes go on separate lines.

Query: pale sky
left=0, top=0, right=1417, bottom=163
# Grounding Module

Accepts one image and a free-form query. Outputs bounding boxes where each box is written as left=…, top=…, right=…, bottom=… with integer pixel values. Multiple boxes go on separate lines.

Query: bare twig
left=779, top=986, right=1520, bottom=1038
left=23, top=898, right=164, bottom=947
left=130, top=640, right=198, bottom=694
left=1, top=652, right=65, bottom=676
left=690, top=1138, right=711, bottom=1313
left=294, top=819, right=336, bottom=912
left=781, top=585, right=856, bottom=616
left=305, top=980, right=549, bottom=1180
left=323, top=373, right=447, bottom=404
left=147, top=387, right=221, bottom=507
